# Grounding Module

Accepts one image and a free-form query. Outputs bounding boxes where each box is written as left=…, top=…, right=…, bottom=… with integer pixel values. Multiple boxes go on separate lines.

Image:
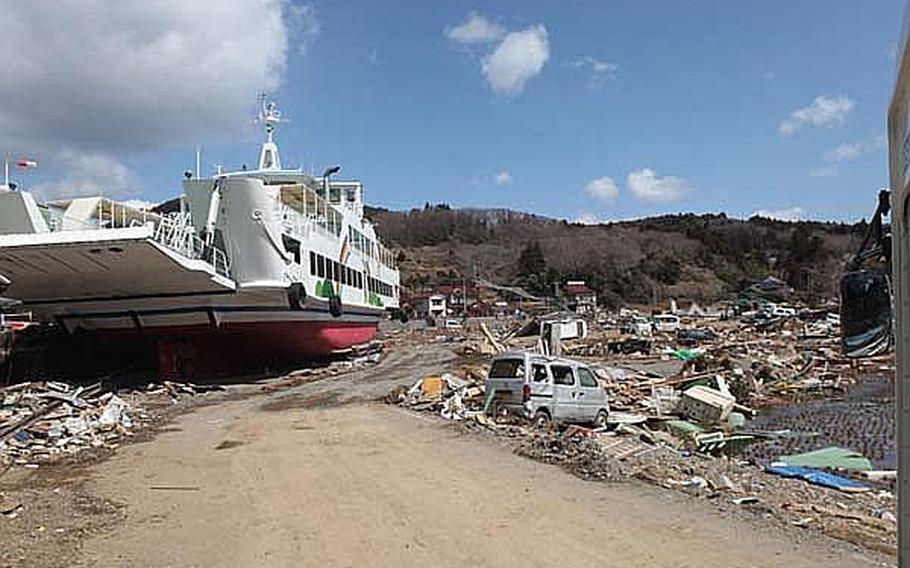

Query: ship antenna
left=254, top=93, right=286, bottom=171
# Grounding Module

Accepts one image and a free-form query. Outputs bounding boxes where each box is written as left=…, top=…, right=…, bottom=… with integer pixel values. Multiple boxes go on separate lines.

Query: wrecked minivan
left=485, top=352, right=609, bottom=428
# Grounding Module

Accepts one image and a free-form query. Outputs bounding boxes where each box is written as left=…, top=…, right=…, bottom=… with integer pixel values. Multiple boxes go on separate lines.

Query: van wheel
left=533, top=409, right=552, bottom=430
left=594, top=410, right=609, bottom=429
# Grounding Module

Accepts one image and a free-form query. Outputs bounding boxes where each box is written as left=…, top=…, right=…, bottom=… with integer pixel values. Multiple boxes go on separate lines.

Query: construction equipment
left=839, top=189, right=893, bottom=358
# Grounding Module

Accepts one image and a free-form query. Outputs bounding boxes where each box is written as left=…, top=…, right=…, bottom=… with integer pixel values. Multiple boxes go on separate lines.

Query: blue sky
left=3, top=1, right=906, bottom=223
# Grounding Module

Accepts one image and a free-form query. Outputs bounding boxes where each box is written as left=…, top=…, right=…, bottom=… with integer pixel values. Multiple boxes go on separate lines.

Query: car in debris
left=651, top=314, right=681, bottom=333
left=676, top=328, right=716, bottom=346
left=443, top=318, right=463, bottom=329
left=620, top=315, right=653, bottom=336
left=484, top=352, right=609, bottom=428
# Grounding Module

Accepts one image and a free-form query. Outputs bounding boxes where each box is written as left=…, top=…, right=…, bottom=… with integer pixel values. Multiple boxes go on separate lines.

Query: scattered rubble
left=390, top=307, right=897, bottom=554
left=0, top=379, right=224, bottom=468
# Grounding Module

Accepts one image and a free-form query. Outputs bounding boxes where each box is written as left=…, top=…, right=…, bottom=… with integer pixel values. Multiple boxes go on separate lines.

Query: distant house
left=426, top=294, right=447, bottom=318
left=561, top=280, right=597, bottom=314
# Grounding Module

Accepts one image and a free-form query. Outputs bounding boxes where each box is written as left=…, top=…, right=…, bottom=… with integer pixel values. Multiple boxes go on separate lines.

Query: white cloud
left=763, top=71, right=776, bottom=80
left=583, top=176, right=620, bottom=203
left=287, top=2, right=319, bottom=55
left=0, top=0, right=304, bottom=156
left=571, top=56, right=618, bottom=89
left=122, top=199, right=157, bottom=211
left=778, top=95, right=855, bottom=137
left=627, top=168, right=688, bottom=202
left=31, top=151, right=142, bottom=201
left=823, top=135, right=885, bottom=163
left=482, top=25, right=550, bottom=96
left=446, top=12, right=505, bottom=44
left=494, top=171, right=513, bottom=185
left=824, top=142, right=863, bottom=163
left=751, top=206, right=805, bottom=222
left=572, top=56, right=618, bottom=75
left=808, top=165, right=839, bottom=178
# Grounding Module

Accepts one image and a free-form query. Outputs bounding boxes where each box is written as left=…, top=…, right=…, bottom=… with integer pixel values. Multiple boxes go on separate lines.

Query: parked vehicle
left=443, top=319, right=463, bottom=329
left=652, top=314, right=681, bottom=333
left=485, top=352, right=609, bottom=428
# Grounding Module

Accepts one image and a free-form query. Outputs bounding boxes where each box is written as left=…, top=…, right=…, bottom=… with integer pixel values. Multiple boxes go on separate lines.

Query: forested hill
left=365, top=204, right=867, bottom=306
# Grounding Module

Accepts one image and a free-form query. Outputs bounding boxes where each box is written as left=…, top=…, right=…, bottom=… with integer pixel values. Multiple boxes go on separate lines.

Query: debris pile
left=391, top=370, right=488, bottom=421
left=0, top=380, right=222, bottom=467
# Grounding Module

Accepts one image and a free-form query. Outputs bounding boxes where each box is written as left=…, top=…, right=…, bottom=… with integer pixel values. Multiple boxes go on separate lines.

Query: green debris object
left=665, top=420, right=705, bottom=440
left=672, top=348, right=702, bottom=361
left=777, top=446, right=873, bottom=472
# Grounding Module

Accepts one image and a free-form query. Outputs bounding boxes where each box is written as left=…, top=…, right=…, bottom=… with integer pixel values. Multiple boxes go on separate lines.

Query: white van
left=485, top=352, right=609, bottom=428
left=652, top=314, right=681, bottom=333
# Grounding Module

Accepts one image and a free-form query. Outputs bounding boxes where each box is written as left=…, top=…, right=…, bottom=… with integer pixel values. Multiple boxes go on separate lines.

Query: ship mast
left=256, top=94, right=284, bottom=171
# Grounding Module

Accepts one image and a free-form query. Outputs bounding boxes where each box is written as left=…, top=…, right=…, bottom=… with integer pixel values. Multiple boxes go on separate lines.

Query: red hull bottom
left=100, top=321, right=378, bottom=379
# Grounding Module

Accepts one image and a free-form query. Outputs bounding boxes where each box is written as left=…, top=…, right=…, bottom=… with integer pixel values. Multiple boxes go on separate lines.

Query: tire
left=594, top=410, right=609, bottom=429
left=287, top=283, right=307, bottom=311
left=328, top=294, right=343, bottom=318
left=533, top=409, right=552, bottom=430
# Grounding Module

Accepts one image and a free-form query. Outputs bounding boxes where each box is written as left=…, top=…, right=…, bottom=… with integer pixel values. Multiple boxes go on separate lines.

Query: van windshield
left=489, top=359, right=525, bottom=379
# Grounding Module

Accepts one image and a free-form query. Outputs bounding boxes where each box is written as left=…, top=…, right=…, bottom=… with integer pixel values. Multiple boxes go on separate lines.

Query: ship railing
left=151, top=213, right=231, bottom=278
left=276, top=200, right=343, bottom=242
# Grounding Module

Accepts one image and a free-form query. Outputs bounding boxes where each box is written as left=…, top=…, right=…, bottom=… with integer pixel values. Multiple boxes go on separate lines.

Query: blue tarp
left=765, top=464, right=869, bottom=493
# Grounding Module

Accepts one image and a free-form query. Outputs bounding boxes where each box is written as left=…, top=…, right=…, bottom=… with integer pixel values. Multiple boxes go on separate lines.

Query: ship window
left=310, top=251, right=316, bottom=275
left=326, top=259, right=334, bottom=281
left=345, top=187, right=357, bottom=203
left=332, top=261, right=340, bottom=281
left=317, top=255, right=325, bottom=278
left=329, top=186, right=341, bottom=204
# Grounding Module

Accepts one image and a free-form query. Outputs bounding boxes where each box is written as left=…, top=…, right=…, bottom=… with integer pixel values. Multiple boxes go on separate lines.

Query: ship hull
left=143, top=317, right=379, bottom=377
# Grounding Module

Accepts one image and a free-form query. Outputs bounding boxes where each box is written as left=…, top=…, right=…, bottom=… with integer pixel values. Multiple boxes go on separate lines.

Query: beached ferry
left=0, top=97, right=400, bottom=372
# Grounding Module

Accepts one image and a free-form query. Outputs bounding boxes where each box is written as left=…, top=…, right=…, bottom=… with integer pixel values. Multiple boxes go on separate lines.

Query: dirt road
left=65, top=346, right=886, bottom=567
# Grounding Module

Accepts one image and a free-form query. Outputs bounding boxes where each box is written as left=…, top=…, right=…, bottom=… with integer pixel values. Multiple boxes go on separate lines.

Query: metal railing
left=151, top=213, right=231, bottom=278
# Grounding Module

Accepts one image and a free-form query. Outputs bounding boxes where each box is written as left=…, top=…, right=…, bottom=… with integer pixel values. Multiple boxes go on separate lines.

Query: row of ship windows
left=309, top=252, right=397, bottom=297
